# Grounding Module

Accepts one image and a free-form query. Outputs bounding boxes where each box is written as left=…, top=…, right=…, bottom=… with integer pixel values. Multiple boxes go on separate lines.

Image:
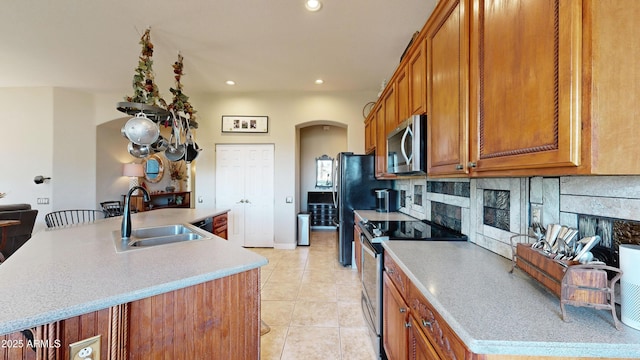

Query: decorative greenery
left=124, top=28, right=166, bottom=108
left=168, top=53, right=197, bottom=128
left=169, top=161, right=187, bottom=182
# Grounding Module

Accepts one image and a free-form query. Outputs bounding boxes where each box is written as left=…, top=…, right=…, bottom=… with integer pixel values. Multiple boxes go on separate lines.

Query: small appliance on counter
left=375, top=189, right=399, bottom=213
left=620, top=244, right=640, bottom=330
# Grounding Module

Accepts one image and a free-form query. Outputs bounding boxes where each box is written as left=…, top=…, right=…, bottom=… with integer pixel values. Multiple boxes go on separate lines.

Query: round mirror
left=143, top=154, right=164, bottom=183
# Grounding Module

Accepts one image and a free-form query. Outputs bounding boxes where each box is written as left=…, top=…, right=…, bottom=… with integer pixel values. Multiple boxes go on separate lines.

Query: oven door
left=361, top=234, right=382, bottom=335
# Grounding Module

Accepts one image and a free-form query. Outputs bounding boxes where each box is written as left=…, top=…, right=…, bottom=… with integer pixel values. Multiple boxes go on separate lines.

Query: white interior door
left=215, top=144, right=274, bottom=247
left=243, top=145, right=274, bottom=247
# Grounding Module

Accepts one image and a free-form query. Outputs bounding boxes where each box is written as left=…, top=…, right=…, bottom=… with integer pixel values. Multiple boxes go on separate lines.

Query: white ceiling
left=0, top=0, right=437, bottom=95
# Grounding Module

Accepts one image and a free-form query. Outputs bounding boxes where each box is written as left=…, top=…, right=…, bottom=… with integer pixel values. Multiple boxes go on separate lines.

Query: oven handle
left=361, top=293, right=377, bottom=335
left=361, top=237, right=378, bottom=257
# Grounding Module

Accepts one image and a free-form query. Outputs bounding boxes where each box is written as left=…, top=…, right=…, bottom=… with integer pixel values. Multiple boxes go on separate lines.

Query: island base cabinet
left=0, top=269, right=260, bottom=360
left=127, top=268, right=260, bottom=359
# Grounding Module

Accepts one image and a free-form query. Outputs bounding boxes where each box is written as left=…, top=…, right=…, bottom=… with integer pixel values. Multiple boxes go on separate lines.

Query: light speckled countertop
left=354, top=209, right=416, bottom=222
left=382, top=241, right=640, bottom=358
left=0, top=208, right=267, bottom=335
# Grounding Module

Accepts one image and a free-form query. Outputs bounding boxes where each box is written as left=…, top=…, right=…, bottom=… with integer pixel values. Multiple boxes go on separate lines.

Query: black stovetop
left=360, top=219, right=467, bottom=243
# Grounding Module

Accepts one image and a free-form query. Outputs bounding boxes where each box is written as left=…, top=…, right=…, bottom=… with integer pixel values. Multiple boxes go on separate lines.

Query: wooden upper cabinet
left=365, top=113, right=376, bottom=154
left=409, top=36, right=427, bottom=115
left=375, top=103, right=387, bottom=177
left=469, top=0, right=581, bottom=173
left=384, top=82, right=398, bottom=132
left=426, top=0, right=470, bottom=176
left=397, top=68, right=410, bottom=122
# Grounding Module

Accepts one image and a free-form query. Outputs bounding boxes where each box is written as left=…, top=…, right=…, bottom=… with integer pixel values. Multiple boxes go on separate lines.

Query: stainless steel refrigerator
left=332, top=152, right=392, bottom=266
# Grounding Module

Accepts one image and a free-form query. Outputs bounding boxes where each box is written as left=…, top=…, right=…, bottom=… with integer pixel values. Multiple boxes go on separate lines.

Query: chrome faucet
left=121, top=186, right=150, bottom=239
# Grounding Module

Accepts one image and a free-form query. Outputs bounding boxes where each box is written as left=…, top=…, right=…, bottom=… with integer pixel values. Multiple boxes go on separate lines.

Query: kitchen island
left=0, top=208, right=267, bottom=359
left=383, top=240, right=640, bottom=359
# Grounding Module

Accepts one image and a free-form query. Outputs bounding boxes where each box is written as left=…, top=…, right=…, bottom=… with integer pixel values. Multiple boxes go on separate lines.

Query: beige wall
left=0, top=87, right=95, bottom=231
left=1, top=87, right=375, bottom=244
left=191, top=91, right=375, bottom=248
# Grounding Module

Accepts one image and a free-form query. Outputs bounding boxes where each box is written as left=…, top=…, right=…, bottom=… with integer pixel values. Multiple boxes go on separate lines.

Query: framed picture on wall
left=221, top=115, right=269, bottom=133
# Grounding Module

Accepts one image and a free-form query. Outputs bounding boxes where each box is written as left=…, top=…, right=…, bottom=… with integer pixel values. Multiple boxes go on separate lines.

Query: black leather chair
left=0, top=204, right=38, bottom=259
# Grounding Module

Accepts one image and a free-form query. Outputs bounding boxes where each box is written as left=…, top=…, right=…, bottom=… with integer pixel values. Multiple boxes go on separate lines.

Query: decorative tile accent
left=399, top=190, right=406, bottom=208
left=578, top=214, right=640, bottom=250
left=614, top=220, right=640, bottom=247
left=414, top=185, right=423, bottom=206
left=483, top=190, right=510, bottom=231
left=427, top=181, right=470, bottom=198
left=431, top=202, right=462, bottom=232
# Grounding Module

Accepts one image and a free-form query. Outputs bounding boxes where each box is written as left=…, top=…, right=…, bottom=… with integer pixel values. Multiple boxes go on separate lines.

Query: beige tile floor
left=250, top=231, right=377, bottom=360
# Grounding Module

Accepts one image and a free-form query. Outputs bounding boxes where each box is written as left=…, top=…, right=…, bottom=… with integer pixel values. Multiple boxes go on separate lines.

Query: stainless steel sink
left=113, top=224, right=212, bottom=252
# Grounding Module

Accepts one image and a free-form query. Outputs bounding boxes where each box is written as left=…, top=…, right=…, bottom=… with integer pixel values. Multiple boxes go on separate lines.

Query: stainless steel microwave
left=386, top=115, right=426, bottom=174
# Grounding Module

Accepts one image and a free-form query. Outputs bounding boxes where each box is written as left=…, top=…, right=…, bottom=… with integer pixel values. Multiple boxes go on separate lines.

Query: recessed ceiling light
left=305, top=0, right=322, bottom=12
left=315, top=79, right=324, bottom=85
left=225, top=80, right=236, bottom=85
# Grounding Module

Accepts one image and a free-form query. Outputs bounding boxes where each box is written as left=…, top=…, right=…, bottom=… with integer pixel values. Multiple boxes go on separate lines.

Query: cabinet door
left=383, top=272, right=409, bottom=360
left=469, top=0, right=582, bottom=172
left=409, top=36, right=427, bottom=115
left=385, top=83, right=398, bottom=132
left=426, top=0, right=470, bottom=176
left=397, top=68, right=410, bottom=122
left=365, top=114, right=376, bottom=154
left=408, top=315, right=441, bottom=360
left=375, top=103, right=387, bottom=177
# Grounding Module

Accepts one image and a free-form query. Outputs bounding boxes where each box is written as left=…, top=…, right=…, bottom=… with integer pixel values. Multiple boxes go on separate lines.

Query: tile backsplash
left=396, top=175, right=640, bottom=261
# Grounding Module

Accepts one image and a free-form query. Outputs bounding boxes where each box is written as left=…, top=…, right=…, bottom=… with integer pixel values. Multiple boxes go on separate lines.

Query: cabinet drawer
left=384, top=255, right=408, bottom=299
left=408, top=281, right=469, bottom=360
left=213, top=214, right=227, bottom=227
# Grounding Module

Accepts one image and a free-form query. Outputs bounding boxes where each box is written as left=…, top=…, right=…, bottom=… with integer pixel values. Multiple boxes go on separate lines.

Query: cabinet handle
left=245, top=199, right=251, bottom=204
left=468, top=162, right=477, bottom=168
left=386, top=268, right=394, bottom=274
left=421, top=319, right=432, bottom=329
left=236, top=200, right=245, bottom=204
left=405, top=322, right=412, bottom=328
left=399, top=308, right=407, bottom=313
left=456, top=164, right=464, bottom=170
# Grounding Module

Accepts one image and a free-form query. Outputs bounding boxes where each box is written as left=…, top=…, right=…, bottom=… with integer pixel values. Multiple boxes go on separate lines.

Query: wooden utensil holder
left=513, top=243, right=579, bottom=297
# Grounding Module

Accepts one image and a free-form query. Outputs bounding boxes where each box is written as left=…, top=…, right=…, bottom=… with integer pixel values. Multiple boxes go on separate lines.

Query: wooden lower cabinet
left=213, top=212, right=228, bottom=240
left=408, top=314, right=441, bottom=360
left=383, top=272, right=409, bottom=360
left=384, top=254, right=471, bottom=360
left=0, top=268, right=260, bottom=360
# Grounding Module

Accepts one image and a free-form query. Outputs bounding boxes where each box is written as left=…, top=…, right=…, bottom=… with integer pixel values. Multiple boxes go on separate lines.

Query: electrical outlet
left=69, top=335, right=100, bottom=360
left=37, top=197, right=50, bottom=205
left=531, top=204, right=543, bottom=225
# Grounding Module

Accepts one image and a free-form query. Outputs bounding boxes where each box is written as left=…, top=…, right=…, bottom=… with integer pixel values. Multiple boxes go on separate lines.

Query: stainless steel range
left=357, top=219, right=467, bottom=359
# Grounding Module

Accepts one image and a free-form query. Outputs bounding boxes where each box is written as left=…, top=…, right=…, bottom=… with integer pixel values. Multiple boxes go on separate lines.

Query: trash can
left=297, top=212, right=310, bottom=246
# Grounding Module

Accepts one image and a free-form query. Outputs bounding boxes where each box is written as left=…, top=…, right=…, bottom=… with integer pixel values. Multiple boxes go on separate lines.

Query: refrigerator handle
left=332, top=157, right=339, bottom=208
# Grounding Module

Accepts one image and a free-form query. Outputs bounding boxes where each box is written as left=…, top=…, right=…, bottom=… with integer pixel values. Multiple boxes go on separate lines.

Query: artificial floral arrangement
left=124, top=28, right=166, bottom=108
left=169, top=161, right=187, bottom=183
left=168, top=53, right=198, bottom=129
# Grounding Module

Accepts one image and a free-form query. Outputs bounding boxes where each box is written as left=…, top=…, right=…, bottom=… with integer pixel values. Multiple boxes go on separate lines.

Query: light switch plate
left=69, top=335, right=100, bottom=360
